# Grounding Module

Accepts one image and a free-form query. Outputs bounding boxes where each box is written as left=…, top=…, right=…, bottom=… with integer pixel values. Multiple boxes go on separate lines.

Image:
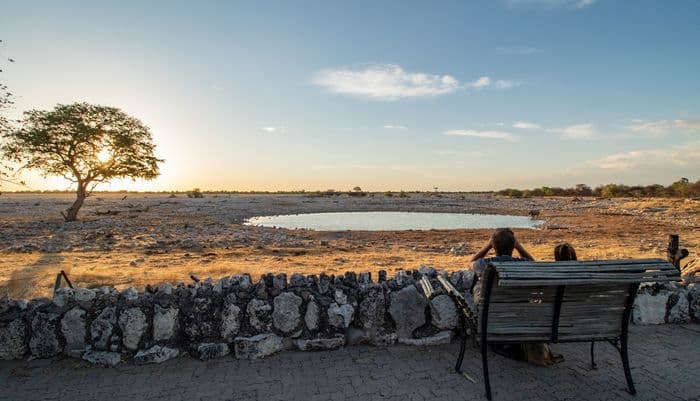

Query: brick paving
left=1, top=325, right=698, bottom=401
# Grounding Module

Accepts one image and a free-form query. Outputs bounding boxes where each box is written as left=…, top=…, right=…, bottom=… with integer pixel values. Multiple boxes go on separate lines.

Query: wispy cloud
left=383, top=124, right=407, bottom=129
left=261, top=126, right=285, bottom=133
left=496, top=47, right=542, bottom=55
left=506, top=0, right=598, bottom=9
left=513, top=121, right=541, bottom=130
left=587, top=141, right=700, bottom=170
left=627, top=119, right=700, bottom=136
left=312, top=64, right=460, bottom=100
left=312, top=64, right=520, bottom=100
left=549, top=123, right=598, bottom=139
left=445, top=129, right=517, bottom=142
left=494, top=80, right=524, bottom=89
left=466, top=76, right=491, bottom=89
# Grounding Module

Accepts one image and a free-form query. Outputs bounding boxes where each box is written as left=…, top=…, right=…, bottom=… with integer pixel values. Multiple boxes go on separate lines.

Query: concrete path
left=1, top=325, right=698, bottom=401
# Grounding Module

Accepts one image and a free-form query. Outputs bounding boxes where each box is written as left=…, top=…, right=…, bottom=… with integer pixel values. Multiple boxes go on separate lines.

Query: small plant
left=384, top=191, right=393, bottom=197
left=398, top=191, right=409, bottom=198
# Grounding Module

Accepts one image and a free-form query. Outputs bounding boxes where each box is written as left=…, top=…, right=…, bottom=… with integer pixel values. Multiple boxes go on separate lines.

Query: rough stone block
left=197, top=342, right=230, bottom=360
left=389, top=285, right=426, bottom=338
left=153, top=305, right=179, bottom=342
left=0, top=319, right=27, bottom=360
left=133, top=345, right=179, bottom=364
left=272, top=292, right=302, bottom=334
left=61, top=307, right=87, bottom=357
left=234, top=333, right=285, bottom=360
left=118, top=308, right=147, bottom=350
left=294, top=335, right=345, bottom=351
left=30, top=312, right=62, bottom=358
left=83, top=350, right=121, bottom=367
left=328, top=303, right=354, bottom=329
left=91, top=307, right=117, bottom=350
left=430, top=295, right=458, bottom=330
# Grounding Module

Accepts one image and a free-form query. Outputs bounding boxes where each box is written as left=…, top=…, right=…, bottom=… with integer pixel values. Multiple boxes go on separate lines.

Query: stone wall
left=1, top=269, right=697, bottom=365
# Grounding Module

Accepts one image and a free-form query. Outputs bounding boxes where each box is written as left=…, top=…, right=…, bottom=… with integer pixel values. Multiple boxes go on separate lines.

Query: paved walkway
left=1, top=325, right=698, bottom=401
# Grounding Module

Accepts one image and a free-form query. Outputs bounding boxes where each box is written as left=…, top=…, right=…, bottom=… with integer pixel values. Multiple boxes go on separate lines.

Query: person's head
left=491, top=228, right=516, bottom=256
left=554, top=243, right=577, bottom=261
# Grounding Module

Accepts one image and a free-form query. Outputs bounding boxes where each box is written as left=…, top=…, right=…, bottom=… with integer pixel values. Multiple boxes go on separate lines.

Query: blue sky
left=1, top=0, right=699, bottom=191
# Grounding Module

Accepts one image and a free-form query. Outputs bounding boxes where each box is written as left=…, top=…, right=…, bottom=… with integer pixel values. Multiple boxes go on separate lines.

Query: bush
left=187, top=188, right=204, bottom=198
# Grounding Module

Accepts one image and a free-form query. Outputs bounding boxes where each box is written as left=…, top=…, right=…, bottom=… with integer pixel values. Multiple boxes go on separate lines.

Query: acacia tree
left=0, top=39, right=16, bottom=188
left=2, top=102, right=163, bottom=221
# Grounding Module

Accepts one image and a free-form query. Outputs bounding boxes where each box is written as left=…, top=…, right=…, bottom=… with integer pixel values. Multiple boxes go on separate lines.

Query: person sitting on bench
left=470, top=228, right=534, bottom=278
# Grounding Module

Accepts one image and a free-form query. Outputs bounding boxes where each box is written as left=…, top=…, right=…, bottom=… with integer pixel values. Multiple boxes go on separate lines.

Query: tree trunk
left=63, top=184, right=86, bottom=222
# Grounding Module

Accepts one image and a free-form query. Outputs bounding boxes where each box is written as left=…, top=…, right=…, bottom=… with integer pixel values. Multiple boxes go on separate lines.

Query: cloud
left=312, top=64, right=520, bottom=100
left=466, top=76, right=491, bottom=89
left=627, top=119, right=700, bottom=136
left=444, top=129, right=517, bottom=141
left=587, top=141, right=700, bottom=170
left=383, top=125, right=407, bottom=129
left=506, top=0, right=597, bottom=8
left=261, top=126, right=284, bottom=133
left=496, top=47, right=542, bottom=55
left=312, top=64, right=460, bottom=100
left=673, top=119, right=700, bottom=130
left=494, top=80, right=524, bottom=89
left=513, top=121, right=541, bottom=130
left=550, top=123, right=598, bottom=139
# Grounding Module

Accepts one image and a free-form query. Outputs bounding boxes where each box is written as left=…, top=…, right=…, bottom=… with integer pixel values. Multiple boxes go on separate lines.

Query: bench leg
left=590, top=341, right=597, bottom=370
left=482, top=340, right=492, bottom=400
left=455, top=318, right=468, bottom=373
left=620, top=336, right=636, bottom=395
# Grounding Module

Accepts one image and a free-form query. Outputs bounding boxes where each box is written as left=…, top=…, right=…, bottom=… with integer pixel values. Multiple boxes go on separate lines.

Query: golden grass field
left=1, top=193, right=697, bottom=299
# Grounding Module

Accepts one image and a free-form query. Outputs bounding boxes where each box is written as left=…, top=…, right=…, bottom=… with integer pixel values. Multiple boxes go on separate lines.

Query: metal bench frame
left=438, top=259, right=679, bottom=400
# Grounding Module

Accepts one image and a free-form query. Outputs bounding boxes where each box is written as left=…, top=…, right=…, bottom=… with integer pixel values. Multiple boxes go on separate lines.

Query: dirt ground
left=1, top=193, right=698, bottom=299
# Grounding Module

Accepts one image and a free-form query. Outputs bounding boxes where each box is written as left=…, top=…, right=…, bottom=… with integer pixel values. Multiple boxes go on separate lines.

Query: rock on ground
left=61, top=307, right=87, bottom=357
left=83, top=350, right=122, bottom=367
left=294, top=335, right=346, bottom=351
left=0, top=319, right=27, bottom=360
left=30, top=312, right=62, bottom=358
left=133, top=345, right=179, bottom=365
left=430, top=295, right=458, bottom=330
left=389, top=285, right=427, bottom=338
left=197, top=343, right=230, bottom=360
left=398, top=331, right=453, bottom=346
left=118, top=308, right=147, bottom=350
left=272, top=292, right=302, bottom=334
left=234, top=333, right=285, bottom=360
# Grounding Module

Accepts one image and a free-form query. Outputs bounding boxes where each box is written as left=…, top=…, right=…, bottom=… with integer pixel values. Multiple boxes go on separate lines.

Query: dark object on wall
left=667, top=234, right=689, bottom=269
left=53, top=270, right=73, bottom=296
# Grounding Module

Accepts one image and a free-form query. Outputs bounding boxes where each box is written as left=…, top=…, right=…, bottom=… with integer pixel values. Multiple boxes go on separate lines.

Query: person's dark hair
left=492, top=228, right=515, bottom=256
left=554, top=243, right=577, bottom=261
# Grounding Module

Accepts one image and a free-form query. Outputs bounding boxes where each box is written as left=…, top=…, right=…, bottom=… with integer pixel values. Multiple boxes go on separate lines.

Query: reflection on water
left=245, top=211, right=543, bottom=231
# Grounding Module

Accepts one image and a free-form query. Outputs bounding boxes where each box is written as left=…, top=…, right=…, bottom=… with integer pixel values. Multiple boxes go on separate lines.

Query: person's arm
left=514, top=238, right=535, bottom=261
left=470, top=240, right=493, bottom=262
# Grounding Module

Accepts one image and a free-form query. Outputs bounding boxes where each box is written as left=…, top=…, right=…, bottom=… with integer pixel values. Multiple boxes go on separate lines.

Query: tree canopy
left=2, top=102, right=163, bottom=220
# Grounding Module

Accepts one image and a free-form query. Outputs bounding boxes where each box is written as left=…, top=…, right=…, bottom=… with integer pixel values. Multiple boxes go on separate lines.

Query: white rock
left=234, top=333, right=285, bottom=360
left=220, top=303, right=241, bottom=342
left=633, top=292, right=669, bottom=325
left=133, top=345, right=179, bottom=365
left=272, top=293, right=302, bottom=334
left=61, top=307, right=87, bottom=357
left=430, top=295, right=458, bottom=330
left=118, top=308, right=147, bottom=350
left=153, top=305, right=179, bottom=342
left=328, top=302, right=354, bottom=329
left=83, top=350, right=121, bottom=367
left=305, top=300, right=320, bottom=331
left=294, top=335, right=345, bottom=351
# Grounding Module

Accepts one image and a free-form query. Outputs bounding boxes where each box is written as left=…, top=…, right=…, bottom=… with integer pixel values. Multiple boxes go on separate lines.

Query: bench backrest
left=481, top=259, right=679, bottom=343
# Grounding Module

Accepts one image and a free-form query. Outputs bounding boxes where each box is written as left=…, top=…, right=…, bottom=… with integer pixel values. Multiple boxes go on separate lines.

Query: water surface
left=245, top=211, right=543, bottom=231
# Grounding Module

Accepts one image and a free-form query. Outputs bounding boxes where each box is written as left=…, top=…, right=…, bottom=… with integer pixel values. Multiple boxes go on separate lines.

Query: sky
left=1, top=0, right=699, bottom=192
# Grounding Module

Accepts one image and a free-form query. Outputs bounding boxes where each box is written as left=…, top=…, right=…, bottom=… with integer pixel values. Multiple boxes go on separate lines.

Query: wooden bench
left=434, top=258, right=680, bottom=400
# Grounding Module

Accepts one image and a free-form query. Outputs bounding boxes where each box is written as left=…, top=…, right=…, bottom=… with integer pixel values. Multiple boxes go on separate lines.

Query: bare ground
left=1, top=192, right=698, bottom=299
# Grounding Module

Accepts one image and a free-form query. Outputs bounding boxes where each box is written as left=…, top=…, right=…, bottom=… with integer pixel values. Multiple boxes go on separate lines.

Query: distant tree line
left=497, top=178, right=700, bottom=199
